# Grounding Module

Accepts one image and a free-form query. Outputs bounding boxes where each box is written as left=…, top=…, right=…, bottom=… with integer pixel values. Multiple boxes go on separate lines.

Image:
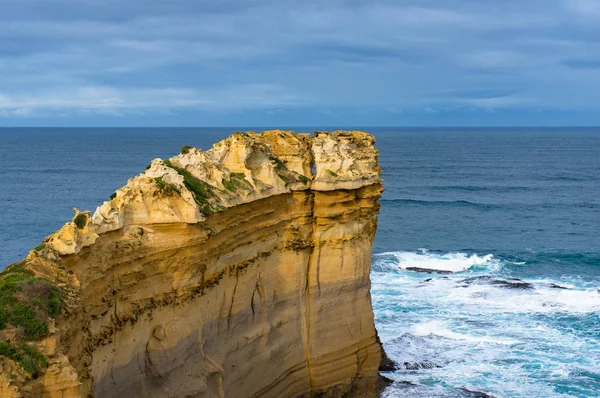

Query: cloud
left=0, top=84, right=302, bottom=118
left=566, top=0, right=600, bottom=20
left=0, top=0, right=600, bottom=124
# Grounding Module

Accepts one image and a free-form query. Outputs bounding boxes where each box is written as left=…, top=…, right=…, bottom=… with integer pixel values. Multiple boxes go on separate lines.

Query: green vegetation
left=145, top=164, right=152, bottom=171
left=0, top=266, right=64, bottom=377
left=222, top=179, right=236, bottom=192
left=230, top=172, right=246, bottom=179
left=0, top=262, right=30, bottom=277
left=33, top=243, right=46, bottom=252
left=154, top=177, right=180, bottom=194
left=154, top=176, right=167, bottom=191
left=298, top=174, right=309, bottom=184
left=269, top=155, right=287, bottom=170
left=278, top=174, right=289, bottom=183
left=0, top=271, right=62, bottom=339
left=163, top=160, right=218, bottom=213
left=222, top=172, right=252, bottom=192
left=325, top=169, right=339, bottom=177
left=73, top=213, right=87, bottom=229
left=0, top=342, right=48, bottom=377
left=110, top=192, right=117, bottom=200
left=181, top=145, right=193, bottom=154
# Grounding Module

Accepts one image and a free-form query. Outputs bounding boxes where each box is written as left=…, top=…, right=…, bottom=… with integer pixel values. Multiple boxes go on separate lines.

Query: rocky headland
left=0, top=130, right=384, bottom=397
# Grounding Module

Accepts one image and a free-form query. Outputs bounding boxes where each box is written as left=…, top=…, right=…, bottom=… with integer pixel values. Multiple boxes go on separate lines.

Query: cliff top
left=40, top=130, right=381, bottom=256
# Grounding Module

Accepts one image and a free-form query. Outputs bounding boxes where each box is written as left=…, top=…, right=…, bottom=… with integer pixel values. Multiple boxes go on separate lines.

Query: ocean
left=1, top=128, right=599, bottom=397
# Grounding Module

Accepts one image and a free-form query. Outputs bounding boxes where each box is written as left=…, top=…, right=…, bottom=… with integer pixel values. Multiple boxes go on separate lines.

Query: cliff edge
left=0, top=130, right=384, bottom=398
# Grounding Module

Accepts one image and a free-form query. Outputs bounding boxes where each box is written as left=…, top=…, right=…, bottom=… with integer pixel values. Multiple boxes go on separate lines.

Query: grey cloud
left=0, top=0, right=599, bottom=122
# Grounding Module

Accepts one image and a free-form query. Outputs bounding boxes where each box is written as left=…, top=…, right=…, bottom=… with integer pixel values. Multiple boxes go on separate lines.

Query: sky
left=1, top=0, right=599, bottom=127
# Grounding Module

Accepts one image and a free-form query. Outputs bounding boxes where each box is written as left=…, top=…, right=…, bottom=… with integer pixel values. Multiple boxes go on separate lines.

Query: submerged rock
left=402, top=361, right=442, bottom=370
left=421, top=277, right=450, bottom=283
left=405, top=267, right=455, bottom=274
left=459, top=276, right=533, bottom=289
left=457, top=387, right=497, bottom=397
left=548, top=283, right=569, bottom=289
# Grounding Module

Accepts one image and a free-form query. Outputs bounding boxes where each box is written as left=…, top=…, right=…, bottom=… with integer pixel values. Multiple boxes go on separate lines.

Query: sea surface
left=1, top=128, right=599, bottom=397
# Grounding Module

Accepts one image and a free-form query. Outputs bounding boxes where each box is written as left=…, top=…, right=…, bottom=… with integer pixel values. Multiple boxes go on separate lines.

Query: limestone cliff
left=0, top=130, right=384, bottom=398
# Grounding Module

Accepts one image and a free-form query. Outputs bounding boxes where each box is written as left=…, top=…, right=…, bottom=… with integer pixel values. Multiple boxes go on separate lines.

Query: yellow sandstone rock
left=2, top=130, right=384, bottom=397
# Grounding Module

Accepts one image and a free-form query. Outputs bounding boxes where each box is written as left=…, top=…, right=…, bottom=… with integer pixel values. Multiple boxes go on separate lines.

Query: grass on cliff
left=222, top=172, right=252, bottom=192
left=154, top=176, right=180, bottom=195
left=163, top=160, right=220, bottom=213
left=269, top=155, right=287, bottom=171
left=0, top=266, right=63, bottom=377
left=0, top=341, right=47, bottom=377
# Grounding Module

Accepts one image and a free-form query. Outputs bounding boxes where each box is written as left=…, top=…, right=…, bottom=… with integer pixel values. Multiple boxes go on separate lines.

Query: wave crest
left=374, top=249, right=500, bottom=273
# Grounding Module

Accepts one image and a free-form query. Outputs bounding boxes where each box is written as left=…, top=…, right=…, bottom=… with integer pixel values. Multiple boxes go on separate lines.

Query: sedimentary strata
left=0, top=130, right=383, bottom=398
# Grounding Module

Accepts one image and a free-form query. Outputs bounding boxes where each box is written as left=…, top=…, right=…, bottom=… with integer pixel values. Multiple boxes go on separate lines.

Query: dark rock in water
left=376, top=330, right=397, bottom=371
left=489, top=279, right=533, bottom=289
left=379, top=353, right=397, bottom=371
left=549, top=283, right=569, bottom=289
left=460, top=276, right=493, bottom=284
left=405, top=267, right=454, bottom=274
left=402, top=361, right=441, bottom=370
left=422, top=277, right=449, bottom=283
left=458, top=275, right=533, bottom=289
left=373, top=375, right=394, bottom=397
left=457, top=387, right=496, bottom=397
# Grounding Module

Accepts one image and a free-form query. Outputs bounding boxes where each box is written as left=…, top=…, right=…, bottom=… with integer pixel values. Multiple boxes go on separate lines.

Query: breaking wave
left=373, top=249, right=501, bottom=273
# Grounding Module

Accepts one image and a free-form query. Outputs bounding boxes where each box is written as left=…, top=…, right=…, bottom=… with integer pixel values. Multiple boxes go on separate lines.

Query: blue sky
left=1, top=0, right=599, bottom=126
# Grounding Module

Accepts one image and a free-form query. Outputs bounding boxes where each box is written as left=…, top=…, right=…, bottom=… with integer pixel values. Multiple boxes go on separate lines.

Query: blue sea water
left=1, top=128, right=599, bottom=397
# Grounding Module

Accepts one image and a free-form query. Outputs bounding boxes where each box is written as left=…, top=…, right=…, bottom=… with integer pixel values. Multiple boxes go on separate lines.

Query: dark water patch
left=6, top=168, right=110, bottom=174
left=380, top=199, right=499, bottom=210
left=427, top=185, right=539, bottom=193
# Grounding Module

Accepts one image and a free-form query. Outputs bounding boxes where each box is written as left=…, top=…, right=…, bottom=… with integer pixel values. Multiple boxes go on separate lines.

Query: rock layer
left=1, top=130, right=383, bottom=397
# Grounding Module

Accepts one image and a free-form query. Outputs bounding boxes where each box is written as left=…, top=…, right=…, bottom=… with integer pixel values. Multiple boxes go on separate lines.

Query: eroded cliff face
left=1, top=130, right=383, bottom=398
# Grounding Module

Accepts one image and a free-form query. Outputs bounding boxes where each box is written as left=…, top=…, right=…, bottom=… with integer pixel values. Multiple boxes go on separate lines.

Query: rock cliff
left=0, top=130, right=384, bottom=397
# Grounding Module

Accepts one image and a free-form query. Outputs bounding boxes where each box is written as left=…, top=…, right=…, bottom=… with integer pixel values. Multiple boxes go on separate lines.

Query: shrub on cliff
left=0, top=342, right=48, bottom=377
left=0, top=271, right=62, bottom=338
left=0, top=266, right=64, bottom=377
left=73, top=212, right=87, bottom=229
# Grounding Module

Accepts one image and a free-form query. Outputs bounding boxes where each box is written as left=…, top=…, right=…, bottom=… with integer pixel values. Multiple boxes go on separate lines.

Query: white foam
left=409, top=320, right=521, bottom=345
left=372, top=250, right=600, bottom=398
left=376, top=249, right=500, bottom=273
